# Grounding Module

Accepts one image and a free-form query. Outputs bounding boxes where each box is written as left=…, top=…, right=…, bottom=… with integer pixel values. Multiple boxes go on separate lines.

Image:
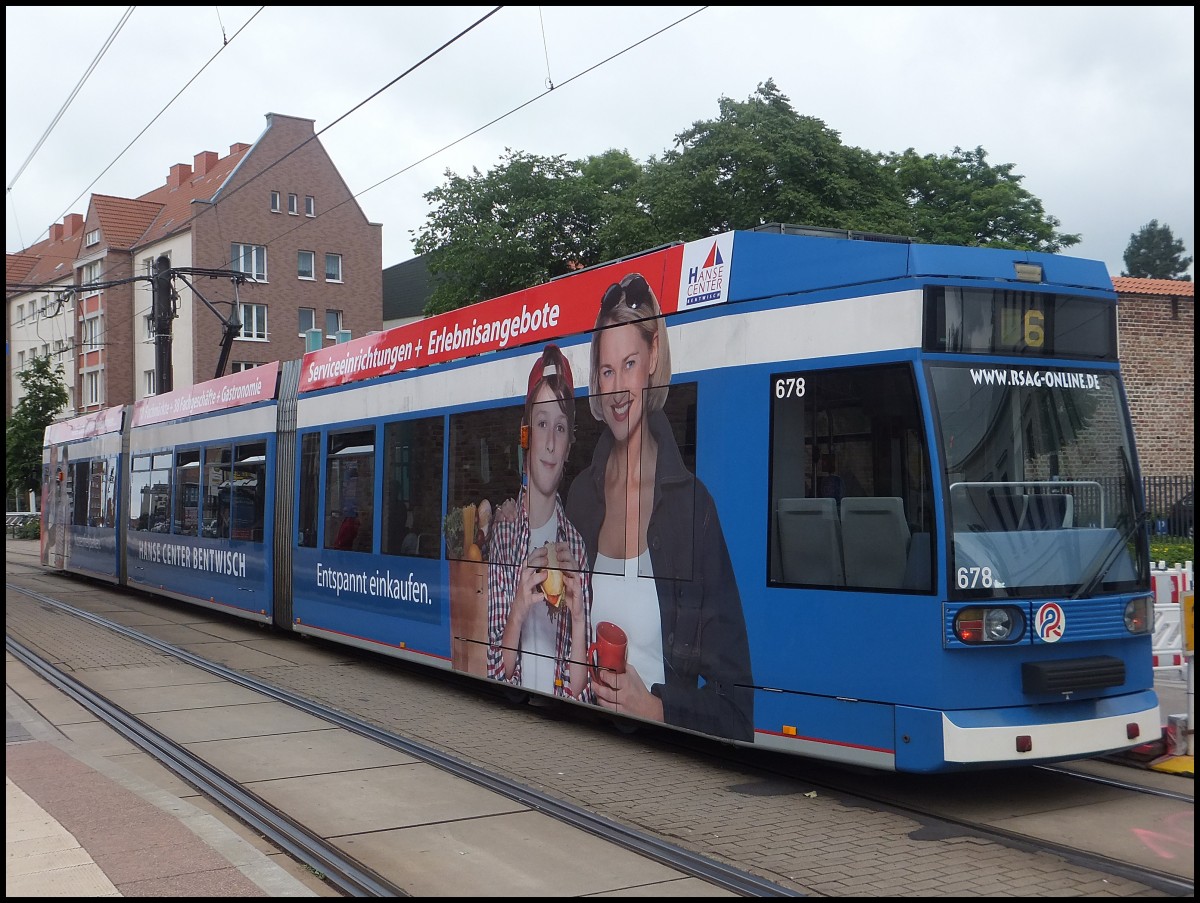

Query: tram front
left=919, top=284, right=1157, bottom=768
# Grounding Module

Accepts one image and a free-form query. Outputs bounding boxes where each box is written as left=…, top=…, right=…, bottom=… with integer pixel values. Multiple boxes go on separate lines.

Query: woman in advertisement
left=485, top=344, right=591, bottom=699
left=565, top=273, right=754, bottom=741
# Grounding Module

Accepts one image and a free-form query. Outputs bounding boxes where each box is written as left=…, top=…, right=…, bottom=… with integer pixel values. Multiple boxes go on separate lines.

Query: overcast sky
left=6, top=6, right=1195, bottom=279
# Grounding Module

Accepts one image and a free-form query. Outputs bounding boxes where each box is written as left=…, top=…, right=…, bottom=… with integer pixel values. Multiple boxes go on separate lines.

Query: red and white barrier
left=1152, top=561, right=1193, bottom=676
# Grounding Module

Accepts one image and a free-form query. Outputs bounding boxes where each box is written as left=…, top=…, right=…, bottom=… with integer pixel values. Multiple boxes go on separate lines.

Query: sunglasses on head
left=600, top=272, right=652, bottom=317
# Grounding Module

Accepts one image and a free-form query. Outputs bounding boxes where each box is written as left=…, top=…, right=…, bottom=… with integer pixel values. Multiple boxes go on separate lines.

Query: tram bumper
left=895, top=689, right=1161, bottom=772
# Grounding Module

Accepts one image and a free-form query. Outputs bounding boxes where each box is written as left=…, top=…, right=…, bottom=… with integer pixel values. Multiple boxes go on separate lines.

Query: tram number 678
left=775, top=376, right=806, bottom=398
left=957, top=566, right=995, bottom=589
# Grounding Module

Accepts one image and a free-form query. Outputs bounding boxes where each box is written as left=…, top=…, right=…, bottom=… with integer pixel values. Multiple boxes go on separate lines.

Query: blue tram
left=41, top=225, right=1157, bottom=772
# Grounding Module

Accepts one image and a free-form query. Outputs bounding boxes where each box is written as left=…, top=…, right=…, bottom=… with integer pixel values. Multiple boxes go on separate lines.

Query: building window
left=299, top=307, right=316, bottom=336
left=231, top=361, right=258, bottom=372
left=83, top=260, right=102, bottom=285
left=270, top=191, right=281, bottom=213
left=85, top=229, right=100, bottom=247
left=144, top=314, right=155, bottom=340
left=16, top=303, right=23, bottom=322
left=305, top=195, right=315, bottom=217
left=231, top=243, right=267, bottom=281
left=288, top=193, right=298, bottom=215
left=85, top=371, right=102, bottom=406
left=325, top=309, right=343, bottom=338
left=298, top=250, right=315, bottom=280
left=18, top=350, right=25, bottom=369
left=83, top=314, right=102, bottom=350
left=145, top=369, right=156, bottom=395
left=238, top=303, right=268, bottom=340
left=325, top=253, right=342, bottom=282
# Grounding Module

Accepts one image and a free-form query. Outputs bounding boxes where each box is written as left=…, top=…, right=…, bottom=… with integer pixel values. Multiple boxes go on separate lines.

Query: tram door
left=41, top=444, right=70, bottom=569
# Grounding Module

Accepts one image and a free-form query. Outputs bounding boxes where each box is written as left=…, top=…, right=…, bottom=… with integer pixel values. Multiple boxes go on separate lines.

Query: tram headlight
left=954, top=606, right=1025, bottom=644
left=1123, top=594, right=1154, bottom=634
left=983, top=607, right=1018, bottom=642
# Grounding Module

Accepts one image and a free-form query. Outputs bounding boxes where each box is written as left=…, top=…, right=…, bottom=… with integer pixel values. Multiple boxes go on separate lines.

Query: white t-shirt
left=591, top=549, right=664, bottom=688
left=518, top=518, right=559, bottom=692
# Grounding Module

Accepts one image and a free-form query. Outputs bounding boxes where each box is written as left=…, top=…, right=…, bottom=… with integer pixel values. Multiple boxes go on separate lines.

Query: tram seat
left=1020, top=494, right=1073, bottom=530
left=952, top=486, right=1027, bottom=532
left=777, top=497, right=844, bottom=585
left=841, top=497, right=910, bottom=589
left=417, top=533, right=439, bottom=557
left=987, top=488, right=1028, bottom=531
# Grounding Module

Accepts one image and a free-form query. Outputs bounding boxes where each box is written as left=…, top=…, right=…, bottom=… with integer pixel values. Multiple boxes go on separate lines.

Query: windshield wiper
left=1071, top=510, right=1150, bottom=600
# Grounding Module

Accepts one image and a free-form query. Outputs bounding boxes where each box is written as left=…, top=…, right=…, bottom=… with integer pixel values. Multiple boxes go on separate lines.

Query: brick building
left=7, top=113, right=382, bottom=416
left=1112, top=277, right=1194, bottom=478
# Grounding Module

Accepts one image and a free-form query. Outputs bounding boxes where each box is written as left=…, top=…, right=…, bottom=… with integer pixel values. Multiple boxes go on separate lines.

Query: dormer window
left=85, top=229, right=100, bottom=247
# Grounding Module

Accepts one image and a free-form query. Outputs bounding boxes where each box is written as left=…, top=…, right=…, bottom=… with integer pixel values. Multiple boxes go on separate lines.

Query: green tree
left=642, top=79, right=909, bottom=240
left=1122, top=220, right=1192, bottom=280
left=411, top=79, right=1084, bottom=311
left=885, top=146, right=1081, bottom=251
left=6, top=354, right=69, bottom=508
left=412, top=149, right=645, bottom=314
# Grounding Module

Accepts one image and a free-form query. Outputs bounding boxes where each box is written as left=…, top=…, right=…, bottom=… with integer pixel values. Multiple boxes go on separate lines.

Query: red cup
left=586, top=621, right=627, bottom=681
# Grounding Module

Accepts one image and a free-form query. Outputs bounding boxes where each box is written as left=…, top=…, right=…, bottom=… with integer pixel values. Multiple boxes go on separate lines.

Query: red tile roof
left=1111, top=276, right=1194, bottom=297
left=5, top=227, right=82, bottom=297
left=91, top=194, right=164, bottom=251
left=135, top=147, right=249, bottom=246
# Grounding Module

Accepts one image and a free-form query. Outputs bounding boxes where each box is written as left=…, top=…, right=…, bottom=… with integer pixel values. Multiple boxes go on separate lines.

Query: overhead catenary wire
left=9, top=8, right=708, bottom=354
left=6, top=6, right=135, bottom=194
left=32, top=7, right=267, bottom=246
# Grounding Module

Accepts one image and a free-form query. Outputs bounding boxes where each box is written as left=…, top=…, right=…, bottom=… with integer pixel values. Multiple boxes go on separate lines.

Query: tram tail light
left=954, top=606, right=1025, bottom=644
left=1123, top=595, right=1154, bottom=634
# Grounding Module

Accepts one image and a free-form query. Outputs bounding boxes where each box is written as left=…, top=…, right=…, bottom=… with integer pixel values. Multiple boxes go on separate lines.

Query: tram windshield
left=929, top=362, right=1148, bottom=600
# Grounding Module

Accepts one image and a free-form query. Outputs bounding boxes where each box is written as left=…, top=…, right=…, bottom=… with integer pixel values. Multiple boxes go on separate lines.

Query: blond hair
left=588, top=273, right=672, bottom=421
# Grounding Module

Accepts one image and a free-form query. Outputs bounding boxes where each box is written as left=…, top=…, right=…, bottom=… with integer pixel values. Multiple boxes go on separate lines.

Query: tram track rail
left=7, top=634, right=400, bottom=898
left=6, top=581, right=799, bottom=898
left=6, top=554, right=1193, bottom=898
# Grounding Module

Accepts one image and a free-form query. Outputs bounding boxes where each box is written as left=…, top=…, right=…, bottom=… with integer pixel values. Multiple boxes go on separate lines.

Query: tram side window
left=174, top=449, right=201, bottom=536
left=768, top=363, right=933, bottom=592
left=100, top=459, right=116, bottom=528
left=325, top=429, right=375, bottom=552
left=89, top=461, right=107, bottom=526
left=447, top=405, right=524, bottom=563
left=203, top=445, right=232, bottom=537
left=382, top=417, right=445, bottom=558
left=298, top=433, right=319, bottom=547
left=128, top=456, right=151, bottom=531
left=232, top=442, right=267, bottom=543
left=71, top=461, right=90, bottom=527
left=129, top=453, right=173, bottom=532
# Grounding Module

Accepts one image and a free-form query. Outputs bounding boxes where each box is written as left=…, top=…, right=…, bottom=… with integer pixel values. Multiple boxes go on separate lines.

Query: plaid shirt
left=486, top=488, right=592, bottom=699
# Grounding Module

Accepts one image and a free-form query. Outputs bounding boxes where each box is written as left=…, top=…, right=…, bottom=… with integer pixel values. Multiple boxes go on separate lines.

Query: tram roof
left=297, top=226, right=1114, bottom=394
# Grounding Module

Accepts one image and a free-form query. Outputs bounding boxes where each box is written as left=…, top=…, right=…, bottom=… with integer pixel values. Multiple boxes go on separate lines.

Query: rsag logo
left=1035, top=602, right=1065, bottom=643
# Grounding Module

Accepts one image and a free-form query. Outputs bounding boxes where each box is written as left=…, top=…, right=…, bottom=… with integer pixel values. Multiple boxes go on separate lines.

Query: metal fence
left=1145, top=475, right=1194, bottom=538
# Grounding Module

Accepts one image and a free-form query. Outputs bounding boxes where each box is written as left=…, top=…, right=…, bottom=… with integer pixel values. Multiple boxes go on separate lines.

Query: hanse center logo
left=685, top=241, right=726, bottom=307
